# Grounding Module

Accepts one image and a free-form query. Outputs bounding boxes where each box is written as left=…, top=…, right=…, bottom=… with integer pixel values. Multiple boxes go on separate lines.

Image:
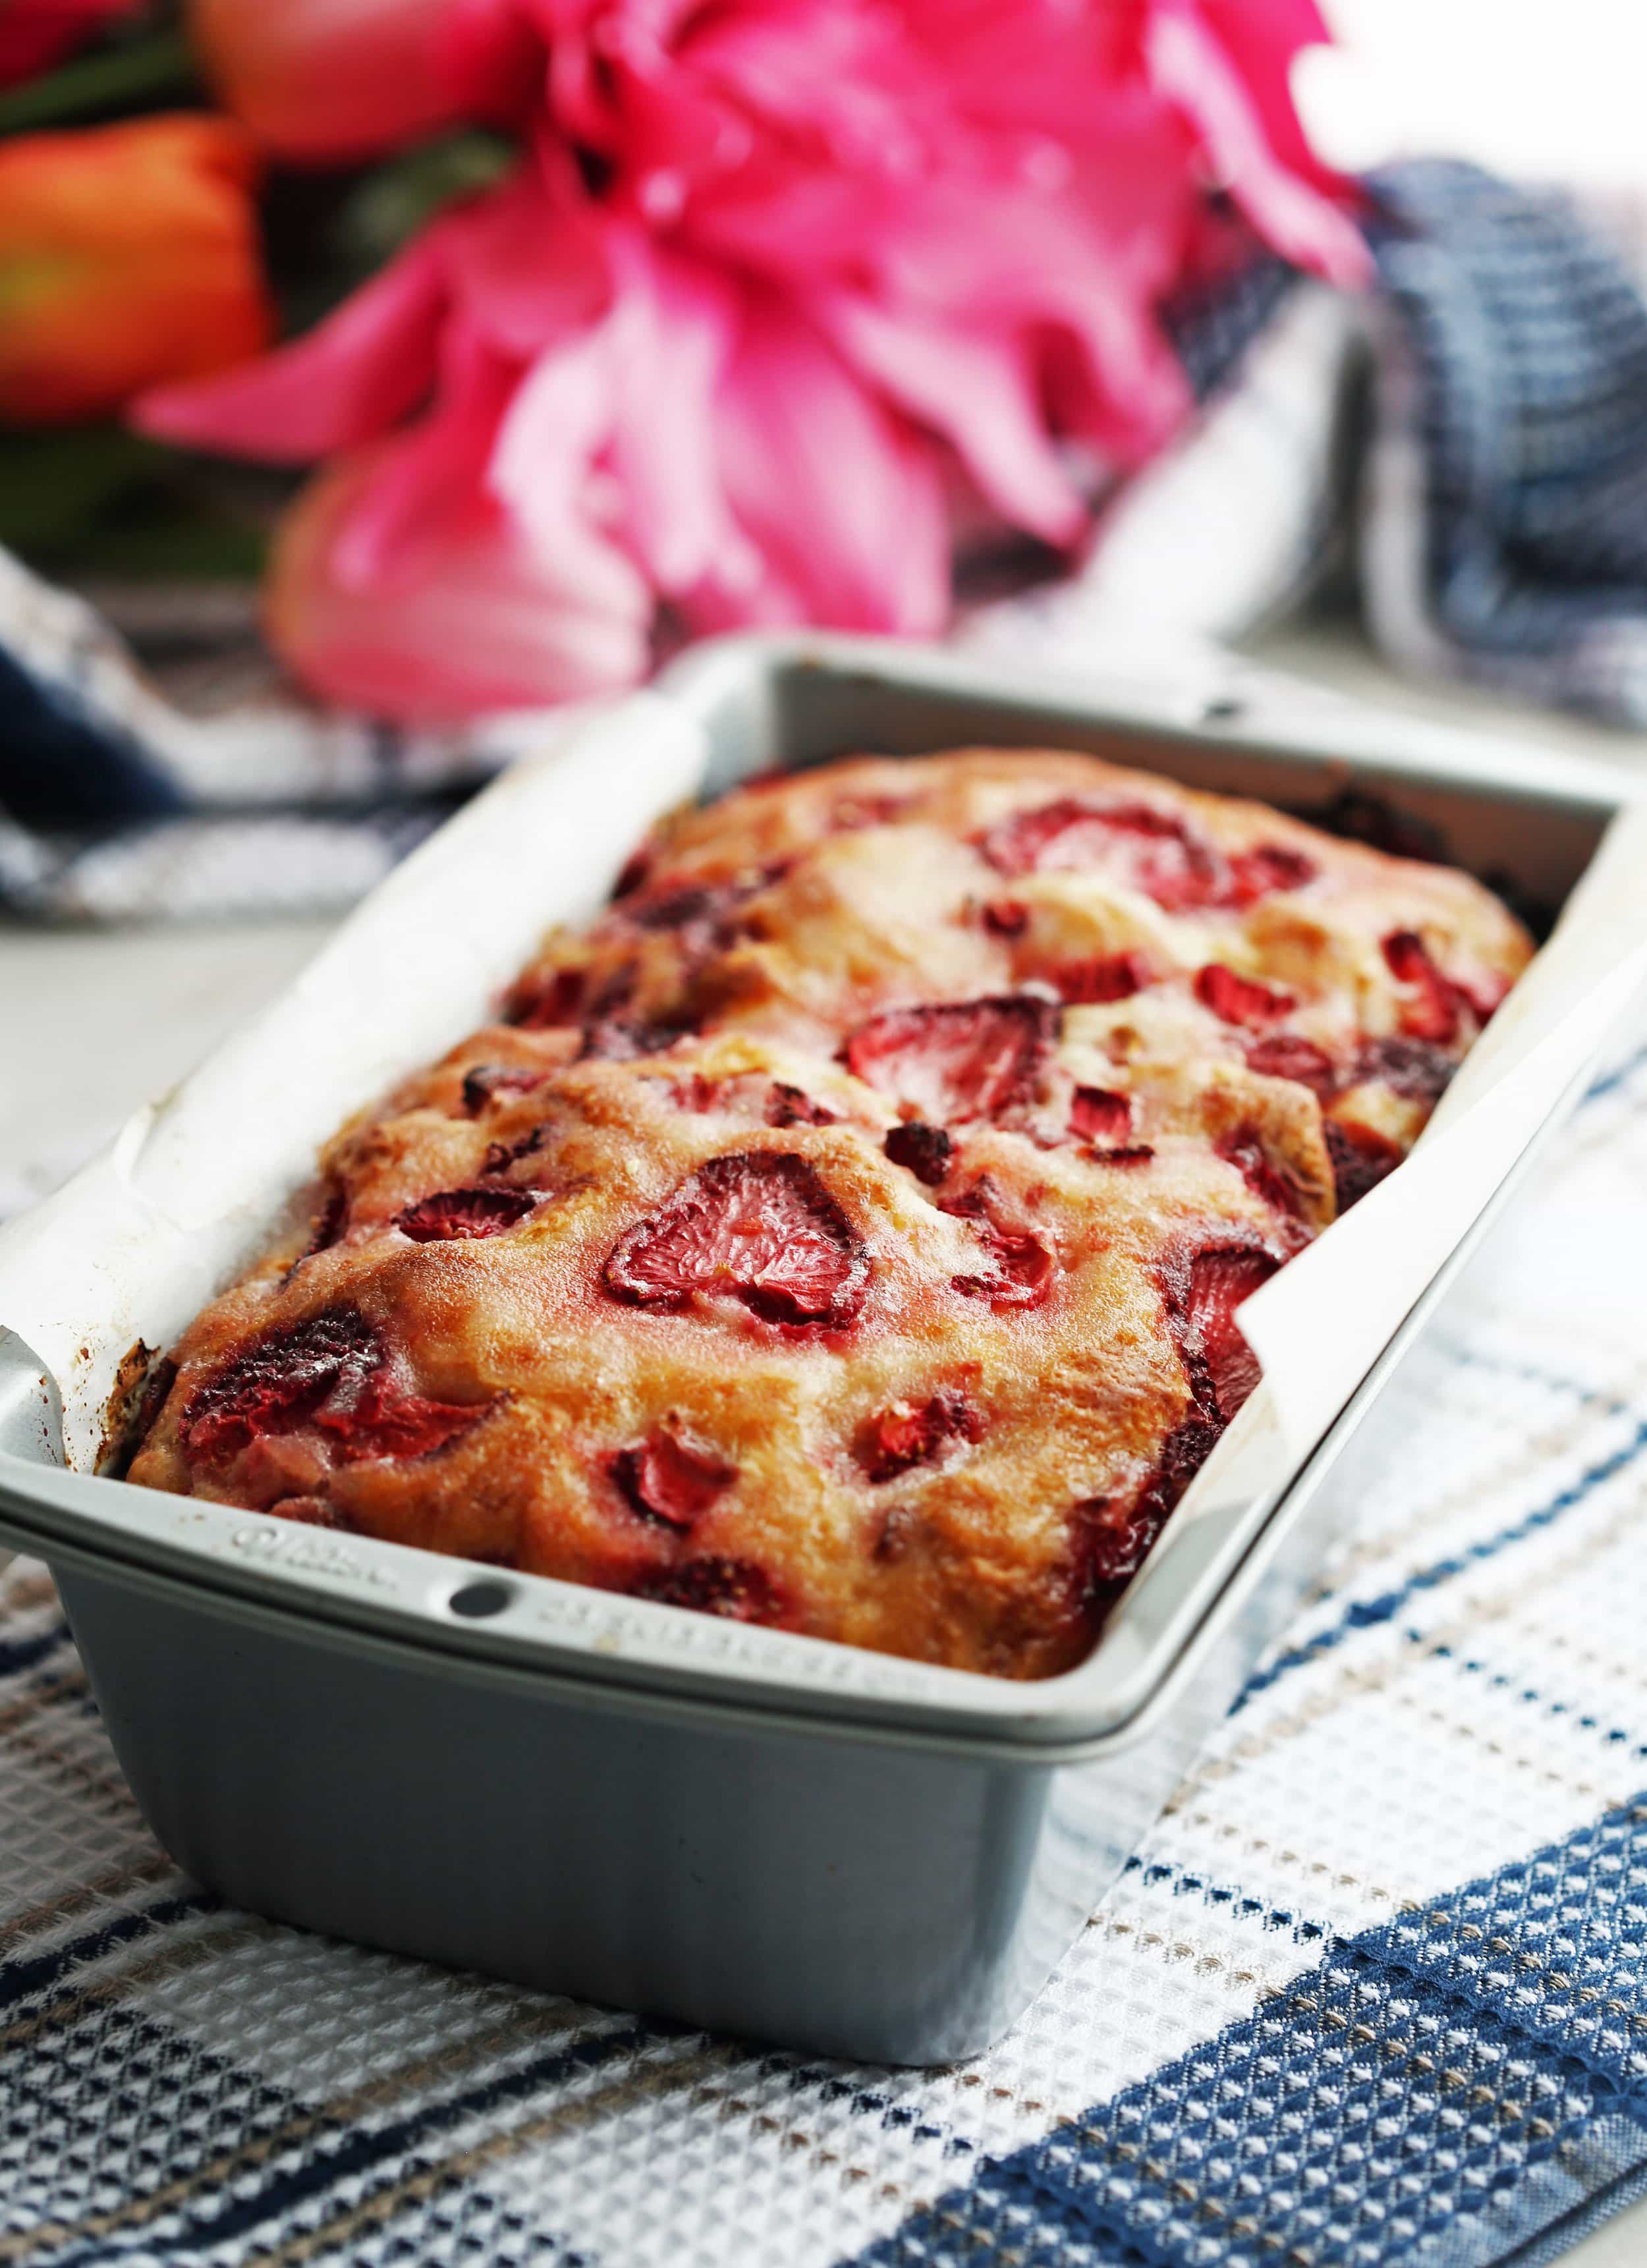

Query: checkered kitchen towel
left=16, top=157, right=1647, bottom=923
left=7, top=1031, right=1647, bottom=2264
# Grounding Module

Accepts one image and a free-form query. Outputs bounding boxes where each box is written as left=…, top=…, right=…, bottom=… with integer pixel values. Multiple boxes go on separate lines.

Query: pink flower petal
left=270, top=414, right=650, bottom=723
left=134, top=232, right=447, bottom=461
left=602, top=232, right=760, bottom=594
left=1145, top=0, right=1370, bottom=288
left=690, top=294, right=949, bottom=637
left=814, top=288, right=1086, bottom=545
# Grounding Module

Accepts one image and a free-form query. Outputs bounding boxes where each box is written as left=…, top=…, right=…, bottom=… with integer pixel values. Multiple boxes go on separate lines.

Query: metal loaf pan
left=0, top=633, right=1636, bottom=2064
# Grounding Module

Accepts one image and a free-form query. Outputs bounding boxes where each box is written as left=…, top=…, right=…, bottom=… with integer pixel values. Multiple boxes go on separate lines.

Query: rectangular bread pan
left=0, top=632, right=1638, bottom=2062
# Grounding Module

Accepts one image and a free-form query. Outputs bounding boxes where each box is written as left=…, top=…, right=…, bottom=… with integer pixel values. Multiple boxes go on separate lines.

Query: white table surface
left=2, top=625, right=1644, bottom=2263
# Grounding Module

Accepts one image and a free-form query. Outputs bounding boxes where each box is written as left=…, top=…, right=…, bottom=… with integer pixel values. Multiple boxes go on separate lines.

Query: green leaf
left=336, top=131, right=516, bottom=275
left=0, top=427, right=163, bottom=548
left=0, top=28, right=199, bottom=135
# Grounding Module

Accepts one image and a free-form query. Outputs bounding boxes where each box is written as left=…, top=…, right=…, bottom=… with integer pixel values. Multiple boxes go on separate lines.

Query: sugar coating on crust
left=127, top=748, right=1534, bottom=1679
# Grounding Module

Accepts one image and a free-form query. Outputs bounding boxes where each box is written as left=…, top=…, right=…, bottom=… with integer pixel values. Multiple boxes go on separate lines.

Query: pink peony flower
left=140, top=0, right=1368, bottom=720
left=0, top=0, right=142, bottom=90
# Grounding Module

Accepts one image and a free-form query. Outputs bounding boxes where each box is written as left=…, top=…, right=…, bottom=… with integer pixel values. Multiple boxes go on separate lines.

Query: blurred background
left=5, top=0, right=1647, bottom=1224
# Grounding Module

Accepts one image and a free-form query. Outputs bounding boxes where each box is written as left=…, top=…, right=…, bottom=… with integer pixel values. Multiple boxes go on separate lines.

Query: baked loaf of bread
left=128, top=748, right=1532, bottom=1678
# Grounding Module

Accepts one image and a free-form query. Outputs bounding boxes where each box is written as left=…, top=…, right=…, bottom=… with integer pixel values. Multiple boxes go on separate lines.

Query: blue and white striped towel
left=7, top=1021, right=1647, bottom=2265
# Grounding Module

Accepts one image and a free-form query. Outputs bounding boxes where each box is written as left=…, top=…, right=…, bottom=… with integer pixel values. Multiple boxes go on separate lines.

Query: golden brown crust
left=128, top=748, right=1533, bottom=1678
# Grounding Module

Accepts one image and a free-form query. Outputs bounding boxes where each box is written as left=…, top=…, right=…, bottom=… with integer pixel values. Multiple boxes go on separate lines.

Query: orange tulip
left=0, top=114, right=273, bottom=426
left=189, top=0, right=468, bottom=163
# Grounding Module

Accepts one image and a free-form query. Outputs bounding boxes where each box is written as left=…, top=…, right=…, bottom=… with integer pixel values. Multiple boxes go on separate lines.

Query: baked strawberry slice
left=981, top=898, right=1029, bottom=938
left=1073, top=1493, right=1166, bottom=1593
left=1252, top=1038, right=1343, bottom=1097
left=1215, top=1126, right=1306, bottom=1221
left=843, top=995, right=1055, bottom=1124
left=182, top=1310, right=381, bottom=1460
left=1325, top=1119, right=1403, bottom=1212
left=978, top=797, right=1228, bottom=912
left=860, top=1387, right=981, bottom=1482
left=328, top=1384, right=480, bottom=1463
left=397, top=1187, right=537, bottom=1242
left=1078, top=1412, right=1222, bottom=1612
left=945, top=1184, right=1055, bottom=1308
left=182, top=1309, right=482, bottom=1468
left=631, top=1556, right=785, bottom=1624
left=605, top=1150, right=868, bottom=1326
left=1165, top=1244, right=1279, bottom=1424
left=1194, top=964, right=1295, bottom=1028
left=611, top=1427, right=735, bottom=1529
left=1244, top=1034, right=1337, bottom=1094
left=1382, top=929, right=1461, bottom=1044
left=1051, top=952, right=1152, bottom=1006
left=505, top=967, right=586, bottom=1030
left=1225, top=843, right=1318, bottom=905
left=1069, top=1087, right=1132, bottom=1143
left=1353, top=1033, right=1456, bottom=1100
left=883, top=1121, right=953, bottom=1185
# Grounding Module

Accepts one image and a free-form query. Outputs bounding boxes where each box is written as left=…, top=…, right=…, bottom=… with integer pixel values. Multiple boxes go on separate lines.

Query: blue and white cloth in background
left=7, top=1026, right=1647, bottom=2265
left=10, top=159, right=1647, bottom=921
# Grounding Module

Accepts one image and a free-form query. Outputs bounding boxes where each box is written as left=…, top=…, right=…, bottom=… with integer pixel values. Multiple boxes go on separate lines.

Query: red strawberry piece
left=1069, top=1087, right=1132, bottom=1143
left=612, top=846, right=654, bottom=899
left=331, top=1387, right=480, bottom=1462
left=182, top=1310, right=382, bottom=1460
left=1164, top=1244, right=1279, bottom=1424
left=611, top=1427, right=735, bottom=1530
left=978, top=798, right=1228, bottom=912
left=625, top=863, right=789, bottom=956
left=981, top=899, right=1029, bottom=938
left=1353, top=1034, right=1456, bottom=1101
left=1325, top=1119, right=1403, bottom=1213
left=1382, top=930, right=1461, bottom=1044
left=628, top=881, right=720, bottom=931
left=843, top=995, right=1055, bottom=1124
left=462, top=1063, right=545, bottom=1117
left=1215, top=1126, right=1306, bottom=1221
left=1073, top=1494, right=1167, bottom=1594
left=506, top=968, right=586, bottom=1030
left=1194, top=964, right=1295, bottom=1028
left=766, top=1082, right=837, bottom=1128
left=1086, top=1144, right=1156, bottom=1168
left=1077, top=1411, right=1225, bottom=1614
left=182, top=1309, right=484, bottom=1468
left=631, top=1556, right=785, bottom=1624
left=667, top=1074, right=719, bottom=1113
left=945, top=1186, right=1054, bottom=1308
left=860, top=1387, right=981, bottom=1482
left=397, top=1187, right=537, bottom=1242
left=1244, top=1034, right=1337, bottom=1094
left=1225, top=843, right=1318, bottom=905
left=884, top=1121, right=953, bottom=1185
left=1051, top=951, right=1152, bottom=1006
left=605, top=1150, right=868, bottom=1327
